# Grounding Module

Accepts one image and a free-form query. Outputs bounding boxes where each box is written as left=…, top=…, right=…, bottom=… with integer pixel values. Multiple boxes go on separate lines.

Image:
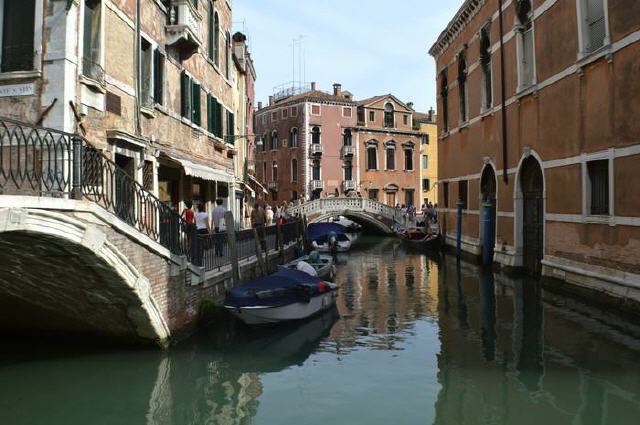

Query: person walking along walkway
left=212, top=199, right=226, bottom=258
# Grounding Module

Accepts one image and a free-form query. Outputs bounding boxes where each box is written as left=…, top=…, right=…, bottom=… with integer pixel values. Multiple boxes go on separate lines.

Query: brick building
left=254, top=83, right=357, bottom=204
left=355, top=95, right=424, bottom=207
left=0, top=0, right=253, bottom=224
left=429, top=0, right=640, bottom=304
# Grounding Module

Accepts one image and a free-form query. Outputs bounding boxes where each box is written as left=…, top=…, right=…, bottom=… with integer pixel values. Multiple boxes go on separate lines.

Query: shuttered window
left=140, top=38, right=152, bottom=107
left=226, top=111, right=235, bottom=144
left=1, top=0, right=35, bottom=72
left=584, top=0, right=606, bottom=52
left=153, top=50, right=165, bottom=105
left=180, top=71, right=190, bottom=119
left=191, top=82, right=201, bottom=126
left=588, top=160, right=609, bottom=215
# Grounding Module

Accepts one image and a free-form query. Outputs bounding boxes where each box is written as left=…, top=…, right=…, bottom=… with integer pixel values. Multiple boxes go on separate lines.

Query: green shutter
left=192, top=82, right=201, bottom=126
left=180, top=71, right=189, bottom=118
left=207, top=94, right=213, bottom=133
left=215, top=100, right=223, bottom=138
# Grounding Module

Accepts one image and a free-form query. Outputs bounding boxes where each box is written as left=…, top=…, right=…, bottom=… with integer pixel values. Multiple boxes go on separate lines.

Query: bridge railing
left=287, top=197, right=399, bottom=223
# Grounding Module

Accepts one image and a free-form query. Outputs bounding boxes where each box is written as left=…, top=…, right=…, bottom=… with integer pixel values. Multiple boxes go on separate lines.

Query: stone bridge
left=287, top=197, right=399, bottom=233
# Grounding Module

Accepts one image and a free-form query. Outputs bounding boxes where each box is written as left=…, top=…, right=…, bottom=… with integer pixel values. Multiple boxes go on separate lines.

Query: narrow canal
left=2, top=236, right=640, bottom=424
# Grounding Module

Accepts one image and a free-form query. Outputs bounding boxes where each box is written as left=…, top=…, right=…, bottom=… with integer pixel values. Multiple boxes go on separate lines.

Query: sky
left=233, top=0, right=462, bottom=113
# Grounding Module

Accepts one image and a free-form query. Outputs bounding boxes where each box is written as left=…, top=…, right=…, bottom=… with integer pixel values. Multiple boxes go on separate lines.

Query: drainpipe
left=498, top=0, right=508, bottom=184
left=134, top=0, right=142, bottom=136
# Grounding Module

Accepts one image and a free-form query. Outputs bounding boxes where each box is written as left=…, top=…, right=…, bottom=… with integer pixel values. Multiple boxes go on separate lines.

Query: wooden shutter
left=180, top=71, right=190, bottom=118
left=153, top=50, right=164, bottom=105
left=192, top=82, right=201, bottom=126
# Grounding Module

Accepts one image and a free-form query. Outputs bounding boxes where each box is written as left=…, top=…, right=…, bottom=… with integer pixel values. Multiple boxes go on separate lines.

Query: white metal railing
left=342, top=180, right=357, bottom=191
left=287, top=197, right=398, bottom=223
left=309, top=180, right=324, bottom=191
left=341, top=146, right=356, bottom=157
left=309, top=144, right=323, bottom=155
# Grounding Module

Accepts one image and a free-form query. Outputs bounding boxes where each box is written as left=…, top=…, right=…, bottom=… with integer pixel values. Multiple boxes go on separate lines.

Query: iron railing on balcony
left=81, top=57, right=105, bottom=85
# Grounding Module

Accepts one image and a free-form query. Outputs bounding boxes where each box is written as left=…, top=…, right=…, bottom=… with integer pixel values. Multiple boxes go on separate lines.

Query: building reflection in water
left=433, top=255, right=640, bottom=425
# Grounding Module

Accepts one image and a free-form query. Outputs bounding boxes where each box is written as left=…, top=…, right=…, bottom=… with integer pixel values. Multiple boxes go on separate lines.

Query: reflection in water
left=1, top=237, right=640, bottom=425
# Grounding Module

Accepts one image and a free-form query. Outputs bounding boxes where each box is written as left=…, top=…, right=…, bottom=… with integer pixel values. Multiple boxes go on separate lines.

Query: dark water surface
left=2, top=236, right=640, bottom=425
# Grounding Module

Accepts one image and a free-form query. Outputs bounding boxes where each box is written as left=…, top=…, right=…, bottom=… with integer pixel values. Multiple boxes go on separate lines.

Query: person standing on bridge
left=212, top=199, right=226, bottom=258
left=194, top=204, right=211, bottom=266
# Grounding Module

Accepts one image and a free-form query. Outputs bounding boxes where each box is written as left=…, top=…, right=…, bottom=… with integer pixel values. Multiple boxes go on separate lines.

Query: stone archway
left=480, top=164, right=497, bottom=264
left=518, top=157, right=545, bottom=275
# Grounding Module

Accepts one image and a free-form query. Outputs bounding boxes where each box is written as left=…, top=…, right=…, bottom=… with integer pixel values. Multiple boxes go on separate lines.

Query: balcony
left=166, top=0, right=202, bottom=59
left=309, top=143, right=323, bottom=156
left=268, top=181, right=278, bottom=191
left=309, top=180, right=324, bottom=191
left=343, top=180, right=357, bottom=192
left=341, top=145, right=356, bottom=158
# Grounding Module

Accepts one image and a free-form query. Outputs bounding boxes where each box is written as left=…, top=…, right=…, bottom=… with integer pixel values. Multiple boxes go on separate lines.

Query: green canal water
left=2, top=236, right=640, bottom=424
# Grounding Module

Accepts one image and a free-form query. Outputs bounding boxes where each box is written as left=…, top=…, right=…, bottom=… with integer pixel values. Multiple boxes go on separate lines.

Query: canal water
left=2, top=236, right=640, bottom=424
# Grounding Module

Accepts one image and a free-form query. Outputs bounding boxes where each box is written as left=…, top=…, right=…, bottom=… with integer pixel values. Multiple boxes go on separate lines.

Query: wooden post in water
left=276, top=223, right=285, bottom=264
left=253, top=227, right=266, bottom=276
left=225, top=211, right=239, bottom=286
left=302, top=215, right=311, bottom=253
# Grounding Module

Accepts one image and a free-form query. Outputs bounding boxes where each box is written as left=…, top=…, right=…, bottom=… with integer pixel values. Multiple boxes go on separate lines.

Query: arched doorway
left=520, top=157, right=544, bottom=275
left=480, top=165, right=497, bottom=265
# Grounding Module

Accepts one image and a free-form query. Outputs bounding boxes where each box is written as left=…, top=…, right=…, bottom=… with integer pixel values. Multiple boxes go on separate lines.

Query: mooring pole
left=456, top=201, right=463, bottom=259
left=224, top=211, right=239, bottom=286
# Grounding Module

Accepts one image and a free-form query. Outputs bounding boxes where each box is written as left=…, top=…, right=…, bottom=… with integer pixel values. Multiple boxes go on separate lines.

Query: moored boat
left=396, top=223, right=441, bottom=250
left=224, top=270, right=339, bottom=325
left=278, top=252, right=337, bottom=280
left=308, top=222, right=352, bottom=253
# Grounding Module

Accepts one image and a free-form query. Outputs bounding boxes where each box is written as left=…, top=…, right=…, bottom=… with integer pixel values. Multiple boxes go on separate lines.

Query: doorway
left=115, top=154, right=135, bottom=225
left=480, top=165, right=497, bottom=265
left=520, top=157, right=544, bottom=275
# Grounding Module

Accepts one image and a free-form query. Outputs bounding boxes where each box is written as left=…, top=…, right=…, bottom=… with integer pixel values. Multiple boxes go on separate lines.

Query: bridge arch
left=309, top=211, right=393, bottom=233
left=0, top=207, right=170, bottom=345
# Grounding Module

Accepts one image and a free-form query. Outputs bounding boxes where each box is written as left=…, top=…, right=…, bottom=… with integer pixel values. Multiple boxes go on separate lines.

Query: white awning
left=248, top=174, right=268, bottom=194
left=165, top=154, right=234, bottom=183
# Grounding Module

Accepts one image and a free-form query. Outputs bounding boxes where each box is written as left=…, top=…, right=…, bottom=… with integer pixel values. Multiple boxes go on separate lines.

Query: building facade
left=429, top=0, right=640, bottom=303
left=254, top=83, right=357, bottom=204
left=355, top=95, right=423, bottom=207
left=0, top=0, right=253, bottom=224
left=415, top=108, right=439, bottom=206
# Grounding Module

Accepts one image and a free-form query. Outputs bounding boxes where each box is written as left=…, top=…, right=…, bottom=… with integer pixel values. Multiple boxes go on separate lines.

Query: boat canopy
left=308, top=223, right=350, bottom=242
left=225, top=270, right=326, bottom=308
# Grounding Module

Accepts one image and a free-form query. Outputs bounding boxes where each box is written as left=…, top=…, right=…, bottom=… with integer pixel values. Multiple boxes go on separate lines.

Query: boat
left=278, top=252, right=337, bottom=280
left=396, top=222, right=441, bottom=250
left=224, top=269, right=339, bottom=325
left=308, top=222, right=352, bottom=253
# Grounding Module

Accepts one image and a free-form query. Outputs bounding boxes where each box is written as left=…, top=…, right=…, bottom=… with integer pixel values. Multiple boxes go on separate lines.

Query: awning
left=163, top=153, right=234, bottom=183
left=248, top=174, right=268, bottom=194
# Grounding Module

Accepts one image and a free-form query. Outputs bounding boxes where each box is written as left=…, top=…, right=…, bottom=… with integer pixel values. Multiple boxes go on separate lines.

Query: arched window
left=366, top=143, right=378, bottom=170
left=344, top=161, right=353, bottom=181
left=343, top=129, right=352, bottom=146
left=440, top=70, right=449, bottom=131
left=271, top=130, right=278, bottom=151
left=480, top=24, right=492, bottom=109
left=311, top=126, right=321, bottom=144
left=213, top=11, right=220, bottom=66
left=385, top=141, right=396, bottom=170
left=458, top=50, right=468, bottom=122
left=262, top=133, right=267, bottom=152
left=516, top=0, right=534, bottom=89
left=225, top=31, right=231, bottom=78
left=403, top=143, right=414, bottom=171
left=289, top=128, right=298, bottom=148
left=272, top=161, right=278, bottom=181
left=291, top=158, right=298, bottom=182
left=312, top=160, right=321, bottom=181
left=208, top=3, right=214, bottom=61
left=384, top=103, right=394, bottom=128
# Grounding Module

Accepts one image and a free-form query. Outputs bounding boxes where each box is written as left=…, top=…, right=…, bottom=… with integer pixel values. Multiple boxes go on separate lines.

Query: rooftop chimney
left=428, top=107, right=435, bottom=121
left=311, top=81, right=317, bottom=91
left=258, top=101, right=263, bottom=110
left=269, top=96, right=274, bottom=106
left=333, top=83, right=342, bottom=97
left=407, top=102, right=414, bottom=110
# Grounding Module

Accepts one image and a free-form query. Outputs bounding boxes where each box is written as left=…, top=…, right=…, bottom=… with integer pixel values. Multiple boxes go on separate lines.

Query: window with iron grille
left=0, top=0, right=36, bottom=72
left=580, top=0, right=607, bottom=53
left=82, top=0, right=103, bottom=83
left=458, top=180, right=468, bottom=210
left=587, top=159, right=609, bottom=215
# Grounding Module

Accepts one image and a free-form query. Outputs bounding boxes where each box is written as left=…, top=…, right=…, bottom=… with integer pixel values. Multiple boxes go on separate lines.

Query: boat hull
left=225, top=287, right=339, bottom=325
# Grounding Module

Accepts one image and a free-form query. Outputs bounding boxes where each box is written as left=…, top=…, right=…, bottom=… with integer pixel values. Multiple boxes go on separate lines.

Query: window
left=291, top=191, right=298, bottom=201
left=440, top=70, right=449, bottom=132
left=291, top=159, right=298, bottom=182
left=405, top=189, right=415, bottom=207
left=82, top=0, right=103, bottom=82
left=226, top=110, right=235, bottom=144
left=366, top=145, right=377, bottom=170
left=458, top=180, right=468, bottom=210
left=422, top=155, right=429, bottom=169
left=385, top=145, right=395, bottom=170
left=579, top=0, right=607, bottom=54
left=140, top=38, right=152, bottom=107
left=516, top=0, right=534, bottom=90
left=368, top=189, right=379, bottom=201
left=262, top=162, right=267, bottom=181
left=291, top=106, right=298, bottom=117
left=1, top=0, right=36, bottom=72
left=289, top=128, right=298, bottom=148
left=587, top=159, right=609, bottom=215
left=207, top=3, right=214, bottom=61
left=311, top=127, right=321, bottom=144
left=207, top=94, right=222, bottom=137
left=404, top=148, right=414, bottom=171
left=180, top=71, right=192, bottom=120
left=282, top=108, right=288, bottom=119
left=343, top=107, right=352, bottom=118
left=262, top=114, right=266, bottom=125
left=311, top=104, right=321, bottom=115
left=422, top=178, right=430, bottom=192
left=457, top=50, right=468, bottom=123
left=403, top=114, right=409, bottom=125
left=480, top=24, right=492, bottom=110
left=343, top=129, right=352, bottom=146
left=271, top=111, right=277, bottom=122
left=369, top=110, right=375, bottom=122
left=272, top=161, right=278, bottom=181
left=384, top=103, right=394, bottom=128
left=421, top=134, right=429, bottom=145
left=153, top=49, right=165, bottom=105
left=312, top=160, right=321, bottom=180
left=443, top=182, right=449, bottom=208
left=270, top=130, right=278, bottom=151
left=344, top=162, right=353, bottom=181
left=225, top=31, right=231, bottom=79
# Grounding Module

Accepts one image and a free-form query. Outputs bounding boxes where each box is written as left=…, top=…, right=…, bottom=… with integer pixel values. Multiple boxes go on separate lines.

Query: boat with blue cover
left=308, top=222, right=352, bottom=253
left=224, top=269, right=339, bottom=325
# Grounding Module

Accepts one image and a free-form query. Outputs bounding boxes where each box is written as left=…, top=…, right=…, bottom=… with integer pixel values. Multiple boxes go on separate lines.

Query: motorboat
left=308, top=222, right=352, bottom=253
left=278, top=252, right=337, bottom=280
left=224, top=269, right=339, bottom=325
